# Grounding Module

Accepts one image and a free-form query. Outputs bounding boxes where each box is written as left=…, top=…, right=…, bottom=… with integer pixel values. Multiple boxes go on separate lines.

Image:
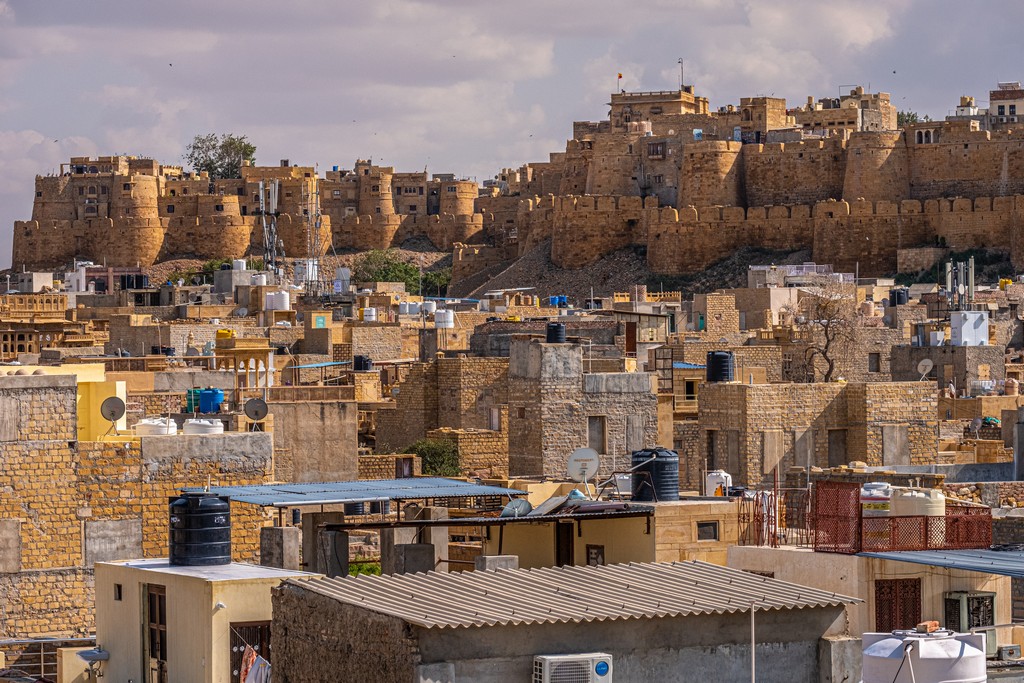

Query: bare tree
left=788, top=277, right=857, bottom=382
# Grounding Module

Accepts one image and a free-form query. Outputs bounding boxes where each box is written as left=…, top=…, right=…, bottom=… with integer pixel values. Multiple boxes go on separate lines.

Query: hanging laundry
left=244, top=655, right=271, bottom=683
left=239, top=644, right=257, bottom=682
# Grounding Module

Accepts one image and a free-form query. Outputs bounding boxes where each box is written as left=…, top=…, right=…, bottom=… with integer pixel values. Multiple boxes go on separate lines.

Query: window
left=36, top=191, right=42, bottom=197
left=215, top=204, right=224, bottom=212
left=408, top=205, right=417, bottom=212
left=230, top=622, right=271, bottom=679
left=683, top=380, right=697, bottom=401
left=447, top=186, right=457, bottom=192
left=166, top=205, right=175, bottom=214
left=122, top=183, right=131, bottom=191
left=1012, top=105, right=1018, bottom=116
left=375, top=207, right=381, bottom=214
left=333, top=190, right=341, bottom=197
left=78, top=187, right=84, bottom=195
left=586, top=545, right=606, bottom=566
left=517, top=407, right=526, bottom=419
left=182, top=187, right=188, bottom=195
left=696, top=521, right=719, bottom=541
left=998, top=105, right=1006, bottom=116
left=647, top=142, right=666, bottom=157
left=875, top=578, right=921, bottom=632
left=236, top=187, right=244, bottom=195
left=652, top=174, right=664, bottom=184
left=587, top=415, right=607, bottom=453
left=85, top=206, right=97, bottom=214
left=114, top=584, right=122, bottom=601
left=371, top=185, right=379, bottom=192
left=868, top=353, right=880, bottom=373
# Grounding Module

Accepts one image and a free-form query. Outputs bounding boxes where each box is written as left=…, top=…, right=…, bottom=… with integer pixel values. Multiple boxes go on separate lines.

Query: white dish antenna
left=499, top=498, right=533, bottom=518
left=567, top=447, right=600, bottom=483
left=916, top=358, right=934, bottom=381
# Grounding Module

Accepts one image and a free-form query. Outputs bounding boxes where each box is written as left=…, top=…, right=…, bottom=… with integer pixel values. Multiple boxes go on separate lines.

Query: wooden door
left=146, top=584, right=167, bottom=683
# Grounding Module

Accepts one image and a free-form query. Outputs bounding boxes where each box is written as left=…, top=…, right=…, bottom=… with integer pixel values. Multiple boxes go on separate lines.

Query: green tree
left=184, top=133, right=256, bottom=179
left=422, top=267, right=452, bottom=297
left=352, top=249, right=421, bottom=293
left=897, top=111, right=932, bottom=128
left=403, top=438, right=461, bottom=477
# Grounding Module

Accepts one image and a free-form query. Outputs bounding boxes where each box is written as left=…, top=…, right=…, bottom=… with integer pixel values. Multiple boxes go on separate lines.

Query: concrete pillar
left=380, top=526, right=418, bottom=575
left=300, top=512, right=345, bottom=573
left=260, top=526, right=300, bottom=570
left=317, top=529, right=349, bottom=578
left=393, top=544, right=435, bottom=574
left=474, top=555, right=519, bottom=572
left=415, top=506, right=449, bottom=572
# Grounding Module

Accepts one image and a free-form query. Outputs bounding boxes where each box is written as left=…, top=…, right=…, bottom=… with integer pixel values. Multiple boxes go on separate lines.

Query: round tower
left=108, top=173, right=160, bottom=220
left=842, top=131, right=909, bottom=203
left=357, top=169, right=395, bottom=216
left=678, top=141, right=744, bottom=207
left=439, top=180, right=478, bottom=216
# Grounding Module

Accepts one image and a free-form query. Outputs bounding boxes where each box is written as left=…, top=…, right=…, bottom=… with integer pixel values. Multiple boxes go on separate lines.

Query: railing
left=0, top=636, right=95, bottom=680
left=739, top=482, right=993, bottom=554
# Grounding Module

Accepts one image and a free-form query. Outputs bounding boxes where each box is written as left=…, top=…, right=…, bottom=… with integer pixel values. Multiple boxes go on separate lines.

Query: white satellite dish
left=916, top=358, right=934, bottom=381
left=499, top=498, right=533, bottom=518
left=567, top=448, right=600, bottom=483
left=957, top=284, right=966, bottom=296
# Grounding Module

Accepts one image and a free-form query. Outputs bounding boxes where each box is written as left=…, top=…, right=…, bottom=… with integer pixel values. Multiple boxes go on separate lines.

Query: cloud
left=0, top=0, right=1021, bottom=270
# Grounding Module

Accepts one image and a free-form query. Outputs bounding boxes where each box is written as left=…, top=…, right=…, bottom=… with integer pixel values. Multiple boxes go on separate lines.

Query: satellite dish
left=243, top=398, right=269, bottom=422
left=100, top=396, right=126, bottom=422
left=958, top=284, right=966, bottom=296
left=567, top=447, right=600, bottom=483
left=499, top=498, right=533, bottom=518
left=100, top=396, right=126, bottom=437
left=916, top=358, right=934, bottom=381
left=234, top=307, right=248, bottom=317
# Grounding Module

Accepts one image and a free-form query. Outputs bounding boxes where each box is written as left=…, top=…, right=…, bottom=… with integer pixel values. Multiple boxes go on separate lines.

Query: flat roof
left=100, top=559, right=318, bottom=582
left=285, top=560, right=860, bottom=630
left=190, top=477, right=525, bottom=508
left=859, top=549, right=1024, bottom=578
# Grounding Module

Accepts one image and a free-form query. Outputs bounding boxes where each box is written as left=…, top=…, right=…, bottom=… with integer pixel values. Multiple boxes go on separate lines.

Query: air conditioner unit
left=533, top=653, right=613, bottom=683
left=945, top=591, right=997, bottom=656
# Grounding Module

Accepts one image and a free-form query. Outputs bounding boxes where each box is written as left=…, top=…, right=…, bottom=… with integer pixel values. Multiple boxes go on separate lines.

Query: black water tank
left=706, top=351, right=735, bottom=382
left=631, top=447, right=680, bottom=502
left=168, top=492, right=231, bottom=566
left=545, top=322, right=567, bottom=343
left=353, top=355, right=373, bottom=372
left=889, top=288, right=909, bottom=306
left=369, top=500, right=391, bottom=515
left=344, top=502, right=365, bottom=516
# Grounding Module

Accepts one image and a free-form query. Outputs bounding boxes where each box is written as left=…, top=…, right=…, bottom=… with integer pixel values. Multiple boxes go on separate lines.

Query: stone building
left=0, top=372, right=275, bottom=640
left=696, top=381, right=938, bottom=488
left=271, top=561, right=858, bottom=683
left=507, top=337, right=658, bottom=477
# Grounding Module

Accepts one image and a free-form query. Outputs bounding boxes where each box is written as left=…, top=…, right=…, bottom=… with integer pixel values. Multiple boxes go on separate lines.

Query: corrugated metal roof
left=285, top=360, right=352, bottom=369
left=187, top=477, right=524, bottom=508
left=672, top=361, right=706, bottom=369
left=285, top=560, right=860, bottom=629
left=859, top=549, right=1024, bottom=578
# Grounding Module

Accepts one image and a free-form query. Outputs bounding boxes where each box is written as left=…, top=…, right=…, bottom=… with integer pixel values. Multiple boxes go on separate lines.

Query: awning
left=858, top=548, right=1024, bottom=578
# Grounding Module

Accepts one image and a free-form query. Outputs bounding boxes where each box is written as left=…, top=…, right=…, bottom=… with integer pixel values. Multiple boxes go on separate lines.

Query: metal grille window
left=231, top=621, right=271, bottom=679
left=945, top=592, right=995, bottom=631
left=875, top=578, right=921, bottom=632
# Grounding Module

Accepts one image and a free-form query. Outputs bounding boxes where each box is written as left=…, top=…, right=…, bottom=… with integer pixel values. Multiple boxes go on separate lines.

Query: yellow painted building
left=94, top=559, right=317, bottom=683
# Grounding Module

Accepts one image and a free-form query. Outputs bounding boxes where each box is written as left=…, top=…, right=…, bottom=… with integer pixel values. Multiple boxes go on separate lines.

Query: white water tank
left=891, top=488, right=945, bottom=517
left=408, top=302, right=421, bottom=315
left=183, top=419, right=224, bottom=435
left=422, top=301, right=437, bottom=314
left=232, top=259, right=246, bottom=271
left=278, top=290, right=290, bottom=311
left=435, top=309, right=455, bottom=329
left=264, top=292, right=276, bottom=311
left=251, top=273, right=267, bottom=287
left=363, top=307, right=378, bottom=322
left=861, top=630, right=986, bottom=683
left=398, top=302, right=410, bottom=315
left=706, top=470, right=732, bottom=496
left=135, top=417, right=177, bottom=435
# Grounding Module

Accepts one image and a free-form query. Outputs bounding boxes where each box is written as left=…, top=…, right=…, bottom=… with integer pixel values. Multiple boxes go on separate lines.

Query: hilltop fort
left=12, top=81, right=1024, bottom=277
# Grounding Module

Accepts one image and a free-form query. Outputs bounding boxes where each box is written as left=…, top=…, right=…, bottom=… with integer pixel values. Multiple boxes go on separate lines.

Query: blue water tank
left=631, top=447, right=680, bottom=502
left=168, top=492, right=231, bottom=566
left=199, top=388, right=224, bottom=414
left=706, top=351, right=735, bottom=382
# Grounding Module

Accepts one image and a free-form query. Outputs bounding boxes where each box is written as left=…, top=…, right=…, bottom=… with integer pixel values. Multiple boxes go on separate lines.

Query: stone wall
left=698, top=381, right=937, bottom=486
left=357, top=454, right=422, bottom=480
left=0, top=375, right=276, bottom=638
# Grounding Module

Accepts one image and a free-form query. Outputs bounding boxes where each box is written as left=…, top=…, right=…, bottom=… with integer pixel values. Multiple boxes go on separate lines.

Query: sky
left=1, top=0, right=1022, bottom=268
